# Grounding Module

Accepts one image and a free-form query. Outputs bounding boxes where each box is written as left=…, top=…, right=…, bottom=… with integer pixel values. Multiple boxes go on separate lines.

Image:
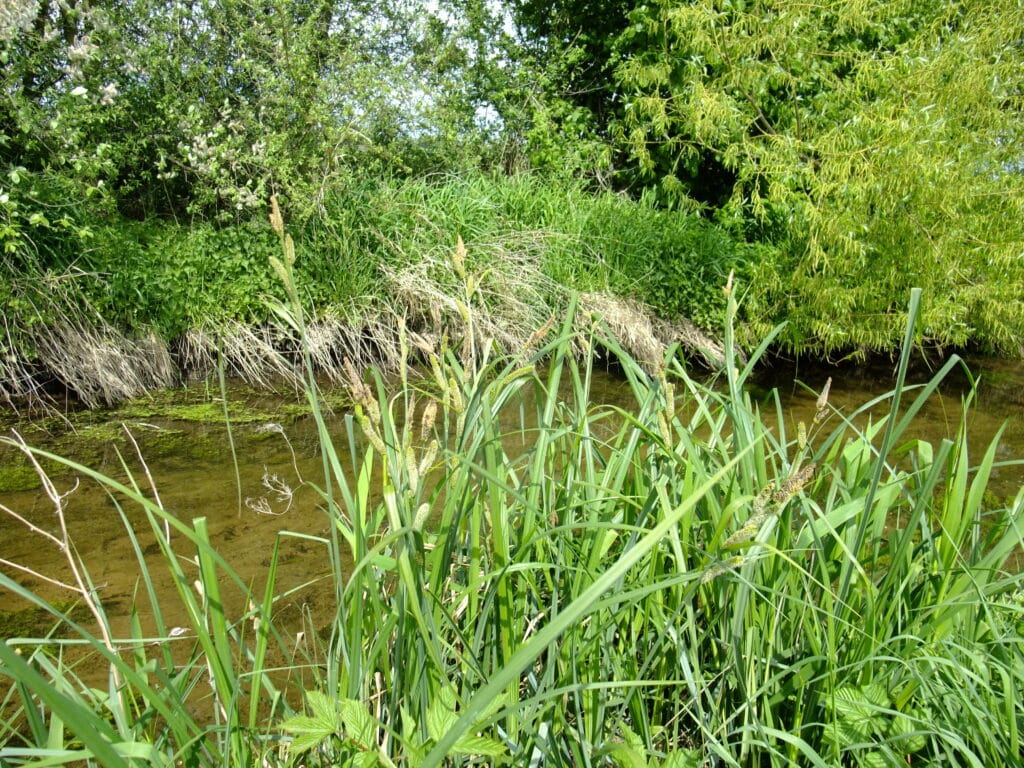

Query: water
left=0, top=397, right=345, bottom=637
left=1, top=357, right=1022, bottom=635
left=751, top=355, right=1024, bottom=498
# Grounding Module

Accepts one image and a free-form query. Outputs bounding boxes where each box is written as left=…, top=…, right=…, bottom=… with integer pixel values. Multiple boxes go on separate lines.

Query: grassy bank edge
left=7, top=170, right=1020, bottom=414
left=2, top=174, right=749, bottom=412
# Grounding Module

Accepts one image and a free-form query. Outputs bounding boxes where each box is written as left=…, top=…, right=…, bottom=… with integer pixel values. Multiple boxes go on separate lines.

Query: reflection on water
left=1, top=356, right=1022, bottom=634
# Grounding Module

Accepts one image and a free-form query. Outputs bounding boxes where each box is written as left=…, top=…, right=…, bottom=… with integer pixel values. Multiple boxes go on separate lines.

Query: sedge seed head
left=815, top=377, right=832, bottom=422
left=269, top=195, right=284, bottom=236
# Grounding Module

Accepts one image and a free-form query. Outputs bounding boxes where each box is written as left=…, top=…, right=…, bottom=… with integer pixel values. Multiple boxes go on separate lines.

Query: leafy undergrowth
left=0, top=232, right=1021, bottom=767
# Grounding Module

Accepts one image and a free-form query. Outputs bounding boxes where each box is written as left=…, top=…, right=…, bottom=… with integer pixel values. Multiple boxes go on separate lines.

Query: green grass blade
left=420, top=443, right=753, bottom=767
left=0, top=642, right=130, bottom=768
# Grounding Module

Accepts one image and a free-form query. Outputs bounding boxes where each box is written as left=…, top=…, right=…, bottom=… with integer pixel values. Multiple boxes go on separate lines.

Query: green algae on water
left=0, top=603, right=91, bottom=639
left=0, top=463, right=42, bottom=492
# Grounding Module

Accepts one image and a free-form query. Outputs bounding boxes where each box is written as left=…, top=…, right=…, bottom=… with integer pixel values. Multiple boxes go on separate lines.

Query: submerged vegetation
left=0, top=230, right=1021, bottom=765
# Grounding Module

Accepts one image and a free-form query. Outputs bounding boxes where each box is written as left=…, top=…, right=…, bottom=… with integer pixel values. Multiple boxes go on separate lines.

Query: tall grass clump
left=1, top=215, right=1022, bottom=766
left=311, top=172, right=748, bottom=332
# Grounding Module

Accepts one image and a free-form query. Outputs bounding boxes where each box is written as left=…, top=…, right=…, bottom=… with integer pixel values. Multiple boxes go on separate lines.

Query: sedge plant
left=0, top=213, right=1022, bottom=767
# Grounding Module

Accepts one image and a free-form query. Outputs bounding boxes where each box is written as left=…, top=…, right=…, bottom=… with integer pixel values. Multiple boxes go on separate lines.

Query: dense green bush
left=75, top=221, right=282, bottom=338
left=613, top=0, right=1024, bottom=355
left=1, top=166, right=1019, bottom=407
left=311, top=173, right=747, bottom=329
left=1, top=170, right=749, bottom=403
left=577, top=196, right=748, bottom=329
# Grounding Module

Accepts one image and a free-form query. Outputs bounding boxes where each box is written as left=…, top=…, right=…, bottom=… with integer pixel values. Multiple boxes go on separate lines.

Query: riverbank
left=2, top=174, right=738, bottom=410
left=5, top=173, right=1022, bottom=413
left=1, top=287, right=725, bottom=414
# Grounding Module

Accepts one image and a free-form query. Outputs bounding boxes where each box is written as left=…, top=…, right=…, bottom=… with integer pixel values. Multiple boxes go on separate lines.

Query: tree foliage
left=510, top=0, right=633, bottom=129
left=614, top=0, right=1024, bottom=353
left=0, top=0, right=499, bottom=250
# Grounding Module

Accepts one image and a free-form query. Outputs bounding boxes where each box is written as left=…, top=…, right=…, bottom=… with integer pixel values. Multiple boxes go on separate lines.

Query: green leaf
left=0, top=641, right=130, bottom=768
left=832, top=686, right=876, bottom=722
left=405, top=739, right=427, bottom=768
left=420, top=442, right=754, bottom=768
left=426, top=698, right=458, bottom=743
left=663, top=749, right=704, bottom=768
left=618, top=721, right=645, bottom=752
left=451, top=733, right=507, bottom=757
left=279, top=716, right=336, bottom=755
left=862, top=682, right=888, bottom=708
left=339, top=699, right=377, bottom=747
left=829, top=685, right=882, bottom=745
left=280, top=691, right=341, bottom=755
left=400, top=705, right=427, bottom=768
left=353, top=751, right=380, bottom=768
left=306, top=690, right=339, bottom=722
left=889, top=708, right=928, bottom=754
left=607, top=742, right=648, bottom=768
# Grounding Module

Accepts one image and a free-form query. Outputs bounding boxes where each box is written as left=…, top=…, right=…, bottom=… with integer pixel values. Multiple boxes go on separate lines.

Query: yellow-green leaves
left=615, top=0, right=1024, bottom=354
left=424, top=693, right=506, bottom=760
left=280, top=686, right=509, bottom=767
left=280, top=691, right=391, bottom=767
left=279, top=691, right=344, bottom=756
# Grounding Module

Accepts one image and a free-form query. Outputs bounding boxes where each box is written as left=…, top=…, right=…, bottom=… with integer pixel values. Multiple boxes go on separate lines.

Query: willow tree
left=615, top=0, right=1024, bottom=354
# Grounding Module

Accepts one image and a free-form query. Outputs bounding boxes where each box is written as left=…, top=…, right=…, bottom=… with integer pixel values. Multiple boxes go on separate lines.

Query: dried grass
left=177, top=328, right=218, bottom=378
left=383, top=235, right=563, bottom=362
left=383, top=234, right=727, bottom=376
left=304, top=310, right=403, bottom=383
left=2, top=272, right=178, bottom=410
left=656, top=315, right=728, bottom=369
left=31, top=319, right=175, bottom=408
left=9, top=284, right=725, bottom=409
left=578, top=292, right=726, bottom=370
left=176, top=309, right=404, bottom=389
left=2, top=235, right=726, bottom=409
left=578, top=292, right=666, bottom=367
left=209, top=321, right=301, bottom=390
left=176, top=323, right=298, bottom=389
left=0, top=317, right=51, bottom=414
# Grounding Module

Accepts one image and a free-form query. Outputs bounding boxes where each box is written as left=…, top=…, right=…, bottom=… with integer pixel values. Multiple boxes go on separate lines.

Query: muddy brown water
left=1, top=357, right=1022, bottom=641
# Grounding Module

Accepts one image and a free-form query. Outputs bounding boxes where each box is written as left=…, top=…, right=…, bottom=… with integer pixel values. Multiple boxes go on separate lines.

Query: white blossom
left=100, top=82, right=118, bottom=105
left=0, top=0, right=38, bottom=43
left=67, top=36, right=98, bottom=62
